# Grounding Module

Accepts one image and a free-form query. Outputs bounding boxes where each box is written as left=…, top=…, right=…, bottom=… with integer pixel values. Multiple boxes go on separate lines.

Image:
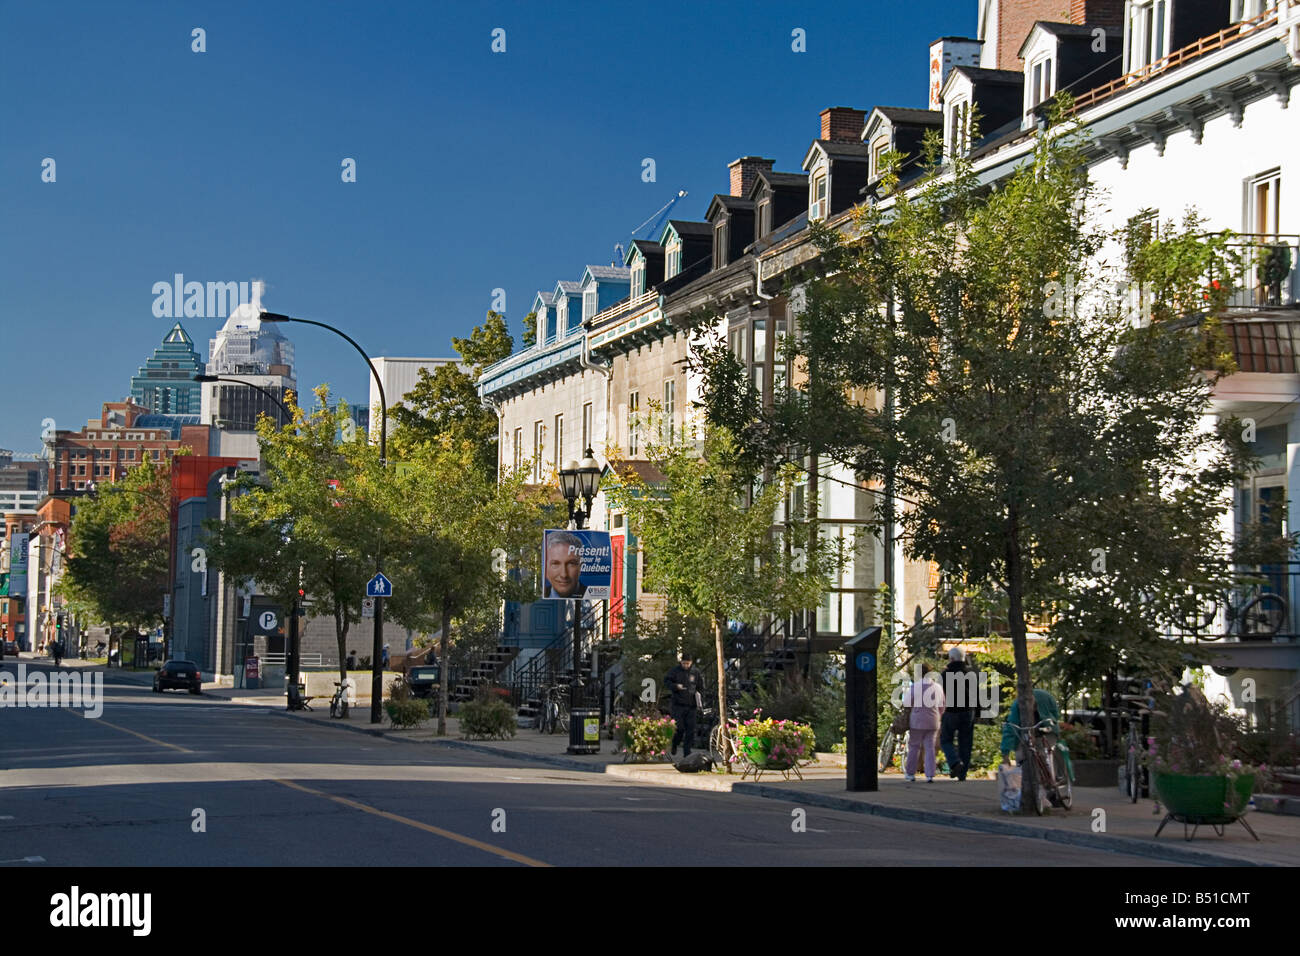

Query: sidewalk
left=266, top=703, right=1300, bottom=867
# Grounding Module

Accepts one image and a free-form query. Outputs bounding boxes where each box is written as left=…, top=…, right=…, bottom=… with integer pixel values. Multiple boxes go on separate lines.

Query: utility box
left=844, top=627, right=882, bottom=792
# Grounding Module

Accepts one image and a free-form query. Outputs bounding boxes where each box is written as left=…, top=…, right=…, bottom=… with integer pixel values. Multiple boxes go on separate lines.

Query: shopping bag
left=998, top=762, right=1022, bottom=812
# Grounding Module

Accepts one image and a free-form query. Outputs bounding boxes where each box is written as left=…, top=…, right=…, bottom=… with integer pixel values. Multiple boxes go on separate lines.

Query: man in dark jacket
left=940, top=647, right=978, bottom=780
left=664, top=654, right=705, bottom=758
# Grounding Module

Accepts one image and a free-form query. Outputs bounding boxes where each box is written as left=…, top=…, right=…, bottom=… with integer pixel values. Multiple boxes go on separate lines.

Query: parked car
left=407, top=665, right=441, bottom=699
left=154, top=659, right=202, bottom=694
left=2, top=640, right=19, bottom=657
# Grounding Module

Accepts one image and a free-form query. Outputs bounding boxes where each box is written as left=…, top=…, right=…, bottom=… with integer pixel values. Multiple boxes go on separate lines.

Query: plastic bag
left=998, top=762, right=1022, bottom=812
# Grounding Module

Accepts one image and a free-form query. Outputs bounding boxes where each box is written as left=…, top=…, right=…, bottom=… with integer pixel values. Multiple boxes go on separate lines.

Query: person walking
left=346, top=649, right=357, bottom=670
left=381, top=644, right=390, bottom=669
left=940, top=647, right=977, bottom=780
left=50, top=639, right=63, bottom=667
left=664, top=653, right=705, bottom=758
left=903, top=663, right=946, bottom=782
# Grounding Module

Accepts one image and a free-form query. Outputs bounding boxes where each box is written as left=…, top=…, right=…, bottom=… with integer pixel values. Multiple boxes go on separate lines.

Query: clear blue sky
left=0, top=0, right=972, bottom=453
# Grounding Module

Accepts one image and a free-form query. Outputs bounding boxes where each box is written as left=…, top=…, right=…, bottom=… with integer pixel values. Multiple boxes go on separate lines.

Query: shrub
left=1059, top=721, right=1101, bottom=760
left=385, top=698, right=428, bottom=730
left=611, top=714, right=675, bottom=760
left=968, top=723, right=1003, bottom=777
left=460, top=694, right=517, bottom=740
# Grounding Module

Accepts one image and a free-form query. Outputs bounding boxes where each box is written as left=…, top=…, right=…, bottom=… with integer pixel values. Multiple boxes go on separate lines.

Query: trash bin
left=568, top=708, right=601, bottom=755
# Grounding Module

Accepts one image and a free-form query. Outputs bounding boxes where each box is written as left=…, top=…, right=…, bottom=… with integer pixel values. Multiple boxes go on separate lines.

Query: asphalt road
left=0, top=661, right=1176, bottom=867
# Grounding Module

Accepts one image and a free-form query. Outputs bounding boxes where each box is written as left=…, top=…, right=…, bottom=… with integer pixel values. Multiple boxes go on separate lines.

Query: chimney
left=928, top=37, right=983, bottom=110
left=728, top=156, right=775, bottom=197
left=819, top=107, right=867, bottom=144
left=1069, top=0, right=1123, bottom=26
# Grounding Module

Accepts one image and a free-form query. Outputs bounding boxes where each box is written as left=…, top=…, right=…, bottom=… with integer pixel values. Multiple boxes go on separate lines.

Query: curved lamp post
left=258, top=311, right=389, bottom=723
left=558, top=449, right=601, bottom=752
left=193, top=374, right=296, bottom=425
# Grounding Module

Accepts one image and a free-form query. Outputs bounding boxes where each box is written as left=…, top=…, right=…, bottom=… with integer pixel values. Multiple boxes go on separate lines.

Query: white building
left=369, top=356, right=460, bottom=442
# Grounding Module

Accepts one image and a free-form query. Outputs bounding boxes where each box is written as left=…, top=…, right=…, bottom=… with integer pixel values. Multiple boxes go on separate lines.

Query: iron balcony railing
left=1174, top=562, right=1300, bottom=644
left=1222, top=235, right=1300, bottom=310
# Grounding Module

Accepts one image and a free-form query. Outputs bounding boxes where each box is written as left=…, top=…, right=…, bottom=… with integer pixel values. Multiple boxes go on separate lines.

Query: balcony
left=1174, top=563, right=1300, bottom=672
left=1223, top=235, right=1300, bottom=310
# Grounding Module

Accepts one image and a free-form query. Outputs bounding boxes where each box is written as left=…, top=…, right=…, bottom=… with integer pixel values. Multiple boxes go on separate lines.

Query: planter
left=739, top=736, right=798, bottom=770
left=1154, top=772, right=1254, bottom=822
left=1072, top=758, right=1122, bottom=789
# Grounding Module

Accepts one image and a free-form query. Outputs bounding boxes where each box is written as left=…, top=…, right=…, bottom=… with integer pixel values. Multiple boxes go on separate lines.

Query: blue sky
left=0, top=0, right=972, bottom=453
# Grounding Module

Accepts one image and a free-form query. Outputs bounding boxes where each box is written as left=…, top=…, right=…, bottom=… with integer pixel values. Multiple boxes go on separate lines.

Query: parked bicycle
left=329, top=680, right=350, bottom=719
left=1007, top=719, right=1073, bottom=815
left=1119, top=686, right=1161, bottom=803
left=1182, top=578, right=1288, bottom=639
left=537, top=684, right=570, bottom=735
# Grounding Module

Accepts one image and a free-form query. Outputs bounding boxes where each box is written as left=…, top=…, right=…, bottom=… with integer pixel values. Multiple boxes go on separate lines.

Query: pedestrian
left=381, top=644, right=390, bottom=669
left=1000, top=686, right=1062, bottom=763
left=940, top=647, right=977, bottom=780
left=664, top=653, right=705, bottom=758
left=902, top=663, right=946, bottom=782
left=51, top=639, right=63, bottom=667
left=346, top=649, right=357, bottom=670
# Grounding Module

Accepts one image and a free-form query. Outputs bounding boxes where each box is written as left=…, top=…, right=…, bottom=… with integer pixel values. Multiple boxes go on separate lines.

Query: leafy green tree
left=377, top=438, right=547, bottom=733
left=60, top=456, right=174, bottom=638
left=206, top=386, right=381, bottom=684
left=522, top=310, right=538, bottom=347
left=604, top=426, right=839, bottom=765
left=690, top=102, right=1251, bottom=804
left=389, top=311, right=513, bottom=479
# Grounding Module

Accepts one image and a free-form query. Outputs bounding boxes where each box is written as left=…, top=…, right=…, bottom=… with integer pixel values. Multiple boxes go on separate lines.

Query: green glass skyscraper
left=131, top=323, right=203, bottom=414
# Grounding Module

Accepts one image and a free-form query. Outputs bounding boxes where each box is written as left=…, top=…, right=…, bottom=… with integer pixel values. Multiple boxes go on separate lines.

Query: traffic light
left=296, top=588, right=307, bottom=616
left=56, top=613, right=64, bottom=632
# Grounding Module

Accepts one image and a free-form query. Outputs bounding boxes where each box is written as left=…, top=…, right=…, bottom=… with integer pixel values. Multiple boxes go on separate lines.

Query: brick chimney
left=728, top=156, right=775, bottom=198
left=819, top=107, right=867, bottom=144
left=1069, top=0, right=1123, bottom=26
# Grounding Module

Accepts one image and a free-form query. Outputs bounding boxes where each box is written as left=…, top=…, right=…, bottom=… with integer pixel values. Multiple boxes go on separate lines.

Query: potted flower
left=730, top=710, right=817, bottom=777
left=1145, top=684, right=1273, bottom=838
left=611, top=713, right=675, bottom=762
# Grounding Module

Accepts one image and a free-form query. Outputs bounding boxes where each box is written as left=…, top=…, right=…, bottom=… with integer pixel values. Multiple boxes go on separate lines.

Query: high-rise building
left=130, top=323, right=203, bottom=414
left=201, top=300, right=297, bottom=448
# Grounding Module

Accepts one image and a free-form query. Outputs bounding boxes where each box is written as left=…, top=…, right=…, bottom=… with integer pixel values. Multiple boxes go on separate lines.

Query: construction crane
left=613, top=189, right=688, bottom=265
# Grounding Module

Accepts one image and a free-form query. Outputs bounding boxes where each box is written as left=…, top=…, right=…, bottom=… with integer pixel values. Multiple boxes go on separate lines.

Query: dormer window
left=947, top=101, right=970, bottom=158
left=870, top=136, right=890, bottom=180
left=631, top=257, right=646, bottom=296
left=756, top=196, right=772, bottom=237
left=1126, top=0, right=1170, bottom=74
left=1026, top=54, right=1054, bottom=123
left=713, top=220, right=728, bottom=268
left=583, top=287, right=598, bottom=322
left=538, top=306, right=549, bottom=345
left=810, top=170, right=828, bottom=221
left=1232, top=0, right=1279, bottom=23
left=556, top=297, right=568, bottom=335
left=665, top=237, right=682, bottom=278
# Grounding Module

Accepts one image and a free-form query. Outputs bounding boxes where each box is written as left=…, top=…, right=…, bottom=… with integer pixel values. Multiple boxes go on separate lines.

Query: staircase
left=450, top=645, right=521, bottom=703
left=511, top=597, right=624, bottom=727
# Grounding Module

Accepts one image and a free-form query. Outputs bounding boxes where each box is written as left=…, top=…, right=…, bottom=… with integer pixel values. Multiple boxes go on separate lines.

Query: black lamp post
left=258, top=311, right=389, bottom=724
left=193, top=374, right=295, bottom=425
left=558, top=448, right=601, bottom=754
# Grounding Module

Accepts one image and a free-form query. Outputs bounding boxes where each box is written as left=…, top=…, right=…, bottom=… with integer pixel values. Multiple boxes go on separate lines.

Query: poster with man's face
left=542, top=529, right=612, bottom=600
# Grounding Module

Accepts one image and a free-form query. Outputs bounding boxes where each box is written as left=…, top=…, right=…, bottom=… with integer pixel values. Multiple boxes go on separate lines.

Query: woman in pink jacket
left=903, top=663, right=946, bottom=782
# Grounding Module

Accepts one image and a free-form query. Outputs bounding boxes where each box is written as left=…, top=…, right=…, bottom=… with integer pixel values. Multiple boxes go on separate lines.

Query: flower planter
left=740, top=736, right=798, bottom=769
left=1153, top=772, right=1259, bottom=841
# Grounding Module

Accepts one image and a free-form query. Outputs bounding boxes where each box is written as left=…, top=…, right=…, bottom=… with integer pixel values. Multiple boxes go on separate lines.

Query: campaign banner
left=9, top=533, right=29, bottom=596
left=542, top=529, right=612, bottom=600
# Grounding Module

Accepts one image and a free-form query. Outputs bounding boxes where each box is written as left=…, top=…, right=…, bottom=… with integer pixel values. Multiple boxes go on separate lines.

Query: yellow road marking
left=93, top=717, right=194, bottom=754
left=273, top=778, right=550, bottom=867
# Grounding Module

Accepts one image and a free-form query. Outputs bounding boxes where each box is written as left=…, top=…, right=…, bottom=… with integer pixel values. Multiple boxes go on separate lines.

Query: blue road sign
left=855, top=652, right=876, bottom=672
left=366, top=572, right=393, bottom=598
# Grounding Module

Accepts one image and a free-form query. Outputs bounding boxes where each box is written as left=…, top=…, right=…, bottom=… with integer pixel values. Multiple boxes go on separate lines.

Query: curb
left=727, top=782, right=1279, bottom=867
left=268, top=710, right=1284, bottom=867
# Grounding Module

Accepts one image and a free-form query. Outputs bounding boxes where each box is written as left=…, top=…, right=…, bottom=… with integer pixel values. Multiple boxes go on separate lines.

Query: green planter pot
left=740, top=736, right=799, bottom=770
left=1154, top=772, right=1254, bottom=823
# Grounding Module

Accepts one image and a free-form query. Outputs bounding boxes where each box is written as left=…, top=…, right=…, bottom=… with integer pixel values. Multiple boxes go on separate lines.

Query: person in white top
left=902, top=663, right=946, bottom=782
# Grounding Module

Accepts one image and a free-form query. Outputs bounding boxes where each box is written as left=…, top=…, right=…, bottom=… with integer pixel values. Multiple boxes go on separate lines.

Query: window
left=631, top=257, right=645, bottom=296
left=753, top=319, right=767, bottom=365
left=554, top=415, right=564, bottom=470
left=583, top=288, right=598, bottom=322
left=1027, top=56, right=1053, bottom=117
left=1232, top=0, right=1280, bottom=23
left=556, top=296, right=568, bottom=335
left=810, top=171, right=828, bottom=220
left=532, top=421, right=544, bottom=482
left=713, top=220, right=728, bottom=268
left=663, top=380, right=676, bottom=442
left=513, top=427, right=522, bottom=472
left=628, top=391, right=640, bottom=456
left=582, top=402, right=592, bottom=453
left=757, top=197, right=772, bottom=236
left=1127, top=0, right=1170, bottom=73
left=1249, top=169, right=1282, bottom=237
left=871, top=138, right=890, bottom=180
left=948, top=101, right=969, bottom=157
left=665, top=237, right=682, bottom=278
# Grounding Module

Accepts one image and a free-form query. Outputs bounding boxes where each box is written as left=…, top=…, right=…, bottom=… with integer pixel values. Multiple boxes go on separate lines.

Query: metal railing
left=259, top=652, right=323, bottom=667
left=1174, top=562, right=1300, bottom=643
left=1071, top=8, right=1279, bottom=113
left=1222, top=235, right=1300, bottom=309
left=508, top=595, right=625, bottom=710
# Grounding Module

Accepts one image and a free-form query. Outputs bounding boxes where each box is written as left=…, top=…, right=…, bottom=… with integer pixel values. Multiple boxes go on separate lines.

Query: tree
left=206, top=387, right=381, bottom=684
left=60, top=456, right=174, bottom=637
left=522, top=310, right=538, bottom=347
left=377, top=437, right=547, bottom=733
left=389, top=311, right=513, bottom=479
left=604, top=426, right=840, bottom=766
left=690, top=101, right=1251, bottom=805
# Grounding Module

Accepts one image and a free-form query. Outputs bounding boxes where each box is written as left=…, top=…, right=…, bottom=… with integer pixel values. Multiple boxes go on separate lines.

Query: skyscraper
left=130, top=323, right=203, bottom=414
left=200, top=297, right=297, bottom=452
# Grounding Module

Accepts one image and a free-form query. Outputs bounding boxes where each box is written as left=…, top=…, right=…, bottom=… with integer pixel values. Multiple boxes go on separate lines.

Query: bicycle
left=1007, top=719, right=1073, bottom=815
left=1118, top=687, right=1161, bottom=803
left=537, top=685, right=570, bottom=735
left=1182, top=579, right=1288, bottom=640
left=878, top=726, right=907, bottom=773
left=329, top=681, right=350, bottom=719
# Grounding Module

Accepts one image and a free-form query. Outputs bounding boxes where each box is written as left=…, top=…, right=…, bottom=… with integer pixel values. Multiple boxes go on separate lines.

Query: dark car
left=154, top=659, right=202, bottom=694
left=2, top=640, right=19, bottom=657
left=407, top=665, right=441, bottom=699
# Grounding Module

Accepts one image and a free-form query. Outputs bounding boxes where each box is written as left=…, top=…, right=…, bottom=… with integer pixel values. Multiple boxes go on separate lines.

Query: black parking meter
left=844, top=627, right=882, bottom=792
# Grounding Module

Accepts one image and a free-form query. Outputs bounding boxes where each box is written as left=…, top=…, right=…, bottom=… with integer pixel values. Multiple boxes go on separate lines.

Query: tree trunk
left=336, top=599, right=348, bottom=685
left=1006, top=510, right=1038, bottom=814
left=438, top=592, right=451, bottom=736
left=714, top=612, right=730, bottom=771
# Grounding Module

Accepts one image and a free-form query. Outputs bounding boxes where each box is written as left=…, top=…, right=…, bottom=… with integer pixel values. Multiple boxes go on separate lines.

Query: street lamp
left=558, top=448, right=602, bottom=754
left=259, top=310, right=389, bottom=724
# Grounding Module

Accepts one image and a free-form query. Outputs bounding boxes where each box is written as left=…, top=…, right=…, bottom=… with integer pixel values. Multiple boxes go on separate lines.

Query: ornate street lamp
left=557, top=448, right=602, bottom=753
